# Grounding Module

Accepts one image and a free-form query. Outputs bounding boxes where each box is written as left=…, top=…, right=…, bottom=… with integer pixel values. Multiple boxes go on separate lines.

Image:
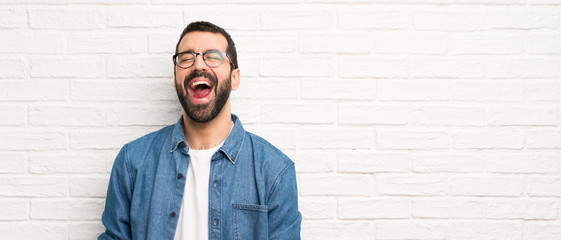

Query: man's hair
left=175, top=21, right=238, bottom=69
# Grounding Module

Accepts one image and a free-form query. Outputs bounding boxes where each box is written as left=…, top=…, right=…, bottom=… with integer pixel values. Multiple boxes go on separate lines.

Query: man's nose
left=193, top=54, right=208, bottom=71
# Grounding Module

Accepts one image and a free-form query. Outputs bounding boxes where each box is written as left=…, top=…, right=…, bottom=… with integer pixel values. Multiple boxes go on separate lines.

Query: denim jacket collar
left=169, top=114, right=245, bottom=164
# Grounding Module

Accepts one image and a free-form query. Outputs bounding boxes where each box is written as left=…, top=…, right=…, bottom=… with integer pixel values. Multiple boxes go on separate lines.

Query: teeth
left=191, top=81, right=211, bottom=88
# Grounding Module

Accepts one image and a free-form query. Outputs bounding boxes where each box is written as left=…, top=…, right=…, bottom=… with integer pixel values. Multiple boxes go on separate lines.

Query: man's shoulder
left=124, top=124, right=175, bottom=154
left=245, top=131, right=294, bottom=169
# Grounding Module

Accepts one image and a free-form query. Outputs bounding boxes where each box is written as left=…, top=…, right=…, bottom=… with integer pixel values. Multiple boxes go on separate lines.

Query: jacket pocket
left=232, top=203, right=268, bottom=240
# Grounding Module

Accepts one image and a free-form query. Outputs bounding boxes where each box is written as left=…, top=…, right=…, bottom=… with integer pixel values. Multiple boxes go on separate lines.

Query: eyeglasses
left=172, top=50, right=234, bottom=69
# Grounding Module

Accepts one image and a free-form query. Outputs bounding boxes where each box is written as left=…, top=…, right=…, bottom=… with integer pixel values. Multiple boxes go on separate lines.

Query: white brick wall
left=1, top=1, right=560, bottom=239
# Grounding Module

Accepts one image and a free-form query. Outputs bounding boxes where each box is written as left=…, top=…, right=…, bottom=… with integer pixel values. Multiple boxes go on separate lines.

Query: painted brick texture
left=1, top=1, right=560, bottom=240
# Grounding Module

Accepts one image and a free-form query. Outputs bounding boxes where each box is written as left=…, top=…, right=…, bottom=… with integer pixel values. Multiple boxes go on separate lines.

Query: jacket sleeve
left=267, top=164, right=302, bottom=240
left=98, top=145, right=133, bottom=240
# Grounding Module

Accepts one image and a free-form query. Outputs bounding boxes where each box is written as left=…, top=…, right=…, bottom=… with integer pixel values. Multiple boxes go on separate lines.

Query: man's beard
left=175, top=71, right=231, bottom=123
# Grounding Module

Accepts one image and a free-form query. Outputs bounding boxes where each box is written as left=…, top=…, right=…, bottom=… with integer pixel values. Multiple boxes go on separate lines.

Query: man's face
left=174, top=31, right=239, bottom=123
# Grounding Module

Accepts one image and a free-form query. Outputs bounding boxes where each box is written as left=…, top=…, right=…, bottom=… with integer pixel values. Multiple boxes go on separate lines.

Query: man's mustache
left=184, top=71, right=217, bottom=88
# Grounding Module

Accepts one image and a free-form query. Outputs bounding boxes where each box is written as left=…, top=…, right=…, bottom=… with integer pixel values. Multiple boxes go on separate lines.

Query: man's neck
left=182, top=106, right=233, bottom=150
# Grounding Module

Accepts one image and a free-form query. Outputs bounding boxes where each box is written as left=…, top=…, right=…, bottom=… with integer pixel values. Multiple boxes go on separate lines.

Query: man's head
left=173, top=21, right=240, bottom=123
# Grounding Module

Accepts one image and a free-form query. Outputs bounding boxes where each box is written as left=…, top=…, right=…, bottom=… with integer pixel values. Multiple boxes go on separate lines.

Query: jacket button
left=177, top=173, right=183, bottom=179
left=170, top=211, right=176, bottom=217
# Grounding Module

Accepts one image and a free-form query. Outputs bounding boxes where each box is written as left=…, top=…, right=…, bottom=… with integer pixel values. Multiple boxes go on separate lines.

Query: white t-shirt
left=174, top=142, right=223, bottom=240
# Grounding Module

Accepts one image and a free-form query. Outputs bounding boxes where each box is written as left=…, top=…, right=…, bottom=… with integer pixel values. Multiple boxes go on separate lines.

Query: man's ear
left=230, top=68, right=240, bottom=91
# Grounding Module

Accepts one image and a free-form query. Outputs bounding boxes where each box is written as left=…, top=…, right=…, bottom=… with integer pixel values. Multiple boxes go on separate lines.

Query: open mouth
left=187, top=78, right=214, bottom=103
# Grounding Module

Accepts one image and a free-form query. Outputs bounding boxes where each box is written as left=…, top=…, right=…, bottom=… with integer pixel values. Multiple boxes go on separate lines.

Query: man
left=98, top=21, right=302, bottom=240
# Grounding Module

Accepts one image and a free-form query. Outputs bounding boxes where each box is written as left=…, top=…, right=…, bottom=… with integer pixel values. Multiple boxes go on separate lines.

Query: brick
left=260, top=55, right=335, bottom=77
left=0, top=177, right=67, bottom=197
left=302, top=79, right=375, bottom=100
left=525, top=80, right=561, bottom=101
left=146, top=78, right=178, bottom=101
left=377, top=221, right=447, bottom=240
left=485, top=152, right=559, bottom=174
left=338, top=198, right=410, bottom=219
left=0, top=223, right=66, bottom=240
left=183, top=8, right=259, bottom=30
left=31, top=199, right=103, bottom=220
left=106, top=56, right=170, bottom=78
left=450, top=33, right=523, bottom=54
left=337, top=151, right=410, bottom=173
left=0, top=105, right=26, bottom=126
left=152, top=0, right=220, bottom=3
left=450, top=80, right=524, bottom=101
left=413, top=58, right=484, bottom=78
left=288, top=150, right=336, bottom=173
left=0, top=131, right=66, bottom=150
left=412, top=152, right=486, bottom=173
left=376, top=32, right=447, bottom=54
left=69, top=31, right=148, bottom=54
left=528, top=177, right=561, bottom=197
left=29, top=104, right=105, bottom=126
left=261, top=104, right=335, bottom=124
left=449, top=221, right=521, bottom=240
left=0, top=0, right=67, bottom=2
left=70, top=79, right=146, bottom=101
left=299, top=197, right=336, bottom=219
left=0, top=31, right=64, bottom=54
left=525, top=223, right=561, bottom=240
left=339, top=7, right=410, bottom=30
left=488, top=8, right=558, bottom=29
left=302, top=221, right=373, bottom=240
left=0, top=153, right=27, bottom=173
left=29, top=8, right=105, bottom=29
left=31, top=57, right=103, bottom=78
left=228, top=0, right=298, bottom=3
left=528, top=0, right=561, bottom=4
left=487, top=105, right=558, bottom=126
left=299, top=128, right=373, bottom=149
left=451, top=176, right=523, bottom=196
left=412, top=106, right=486, bottom=126
left=235, top=33, right=297, bottom=53
left=414, top=10, right=485, bottom=30
left=149, top=32, right=179, bottom=53
left=376, top=130, right=448, bottom=150
left=339, top=57, right=409, bottom=78
left=299, top=174, right=372, bottom=196
left=0, top=58, right=26, bottom=78
left=526, top=34, right=561, bottom=54
left=377, top=175, right=448, bottom=196
left=236, top=55, right=259, bottom=77
left=339, top=104, right=409, bottom=125
left=71, top=0, right=145, bottom=3
left=0, top=8, right=27, bottom=28
left=107, top=104, right=180, bottom=126
left=68, top=222, right=105, bottom=240
left=486, top=58, right=560, bottom=78
left=527, top=130, right=561, bottom=149
left=235, top=78, right=300, bottom=99
left=378, top=79, right=449, bottom=101
left=70, top=128, right=149, bottom=150
left=451, top=130, right=524, bottom=149
left=261, top=9, right=335, bottom=30
left=0, top=80, right=67, bottom=101
left=413, top=198, right=484, bottom=219
left=107, top=7, right=182, bottom=28
left=29, top=152, right=107, bottom=174
left=70, top=177, right=109, bottom=197
left=247, top=128, right=297, bottom=150
left=300, top=32, right=373, bottom=54
left=230, top=99, right=259, bottom=124
left=0, top=199, right=29, bottom=220
left=487, top=199, right=557, bottom=220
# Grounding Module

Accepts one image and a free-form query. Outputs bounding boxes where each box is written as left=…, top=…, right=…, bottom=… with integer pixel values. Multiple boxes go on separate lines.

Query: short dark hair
left=175, top=21, right=238, bottom=69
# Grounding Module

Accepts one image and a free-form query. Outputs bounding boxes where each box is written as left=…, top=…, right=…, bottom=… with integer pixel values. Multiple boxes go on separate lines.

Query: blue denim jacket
left=98, top=115, right=301, bottom=240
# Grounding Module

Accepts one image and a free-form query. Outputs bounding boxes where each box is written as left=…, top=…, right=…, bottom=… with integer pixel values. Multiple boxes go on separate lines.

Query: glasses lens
left=177, top=53, right=195, bottom=68
left=204, top=51, right=225, bottom=67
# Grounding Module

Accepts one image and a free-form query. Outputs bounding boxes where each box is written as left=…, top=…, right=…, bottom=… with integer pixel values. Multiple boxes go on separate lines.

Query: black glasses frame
left=172, top=50, right=235, bottom=69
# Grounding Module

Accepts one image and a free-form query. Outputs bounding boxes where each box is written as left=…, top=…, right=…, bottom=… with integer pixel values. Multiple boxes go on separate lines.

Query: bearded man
left=98, top=21, right=302, bottom=240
